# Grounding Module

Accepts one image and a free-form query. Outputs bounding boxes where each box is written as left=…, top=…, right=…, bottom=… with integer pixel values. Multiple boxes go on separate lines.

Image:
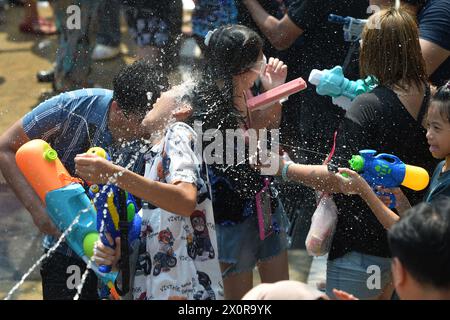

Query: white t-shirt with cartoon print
left=132, top=122, right=223, bottom=300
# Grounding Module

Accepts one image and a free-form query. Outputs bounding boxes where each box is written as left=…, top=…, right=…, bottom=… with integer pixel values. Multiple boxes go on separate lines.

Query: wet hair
left=112, top=60, right=169, bottom=119
left=360, top=8, right=427, bottom=91
left=188, top=25, right=265, bottom=200
left=192, top=25, right=263, bottom=131
left=430, top=81, right=450, bottom=123
left=388, top=198, right=450, bottom=290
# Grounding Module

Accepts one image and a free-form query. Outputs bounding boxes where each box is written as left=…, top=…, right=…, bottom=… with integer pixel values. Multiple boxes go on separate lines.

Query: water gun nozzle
left=349, top=155, right=364, bottom=172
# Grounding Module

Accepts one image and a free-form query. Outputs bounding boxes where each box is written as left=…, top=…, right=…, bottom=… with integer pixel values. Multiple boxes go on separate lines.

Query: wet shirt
left=329, top=86, right=438, bottom=260
left=133, top=122, right=223, bottom=300
left=424, top=161, right=450, bottom=203
left=418, top=0, right=450, bottom=87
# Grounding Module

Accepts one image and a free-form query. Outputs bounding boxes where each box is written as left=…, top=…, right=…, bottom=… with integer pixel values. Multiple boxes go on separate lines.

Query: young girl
left=190, top=24, right=290, bottom=299
left=339, top=81, right=450, bottom=226
left=74, top=87, right=223, bottom=300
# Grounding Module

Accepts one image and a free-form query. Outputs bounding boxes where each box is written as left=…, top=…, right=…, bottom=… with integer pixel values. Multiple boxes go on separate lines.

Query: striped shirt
left=23, top=88, right=148, bottom=258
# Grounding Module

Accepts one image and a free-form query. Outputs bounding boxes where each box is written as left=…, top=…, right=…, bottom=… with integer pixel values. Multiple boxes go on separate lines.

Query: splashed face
left=141, top=86, right=193, bottom=137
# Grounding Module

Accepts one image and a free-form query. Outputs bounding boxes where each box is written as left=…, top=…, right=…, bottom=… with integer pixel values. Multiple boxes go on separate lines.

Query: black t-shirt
left=286, top=0, right=368, bottom=81
left=418, top=0, right=450, bottom=87
left=328, top=86, right=438, bottom=260
left=277, top=0, right=368, bottom=165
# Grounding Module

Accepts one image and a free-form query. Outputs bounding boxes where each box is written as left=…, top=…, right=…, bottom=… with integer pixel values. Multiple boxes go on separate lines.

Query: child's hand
left=260, top=57, right=288, bottom=91
left=75, top=153, right=120, bottom=184
left=376, top=187, right=411, bottom=214
left=337, top=168, right=370, bottom=195
left=93, top=233, right=121, bottom=270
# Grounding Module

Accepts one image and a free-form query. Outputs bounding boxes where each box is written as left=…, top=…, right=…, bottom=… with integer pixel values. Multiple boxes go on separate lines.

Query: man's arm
left=243, top=0, right=303, bottom=50
left=420, top=39, right=450, bottom=78
left=0, top=120, right=60, bottom=236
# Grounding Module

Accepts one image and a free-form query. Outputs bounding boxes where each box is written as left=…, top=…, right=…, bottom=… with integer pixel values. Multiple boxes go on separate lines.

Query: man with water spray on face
left=0, top=60, right=170, bottom=300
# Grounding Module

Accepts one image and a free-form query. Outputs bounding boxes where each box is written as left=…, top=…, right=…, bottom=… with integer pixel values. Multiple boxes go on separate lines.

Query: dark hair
left=193, top=25, right=263, bottom=131
left=360, top=8, right=427, bottom=91
left=189, top=25, right=265, bottom=201
left=388, top=198, right=450, bottom=290
left=112, top=60, right=169, bottom=118
left=430, top=81, right=450, bottom=123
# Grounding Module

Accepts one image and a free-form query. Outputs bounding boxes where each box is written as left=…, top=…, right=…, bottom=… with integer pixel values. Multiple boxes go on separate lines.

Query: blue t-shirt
left=418, top=0, right=450, bottom=87
left=424, top=161, right=450, bottom=203
left=23, top=88, right=114, bottom=174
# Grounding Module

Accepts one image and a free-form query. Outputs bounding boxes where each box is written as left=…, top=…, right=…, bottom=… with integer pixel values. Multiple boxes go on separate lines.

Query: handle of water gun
left=375, top=153, right=403, bottom=166
left=342, top=17, right=367, bottom=42
left=98, top=233, right=114, bottom=273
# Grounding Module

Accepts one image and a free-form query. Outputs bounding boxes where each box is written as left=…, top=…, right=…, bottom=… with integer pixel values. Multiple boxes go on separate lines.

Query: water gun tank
left=15, top=139, right=73, bottom=203
left=402, top=165, right=430, bottom=191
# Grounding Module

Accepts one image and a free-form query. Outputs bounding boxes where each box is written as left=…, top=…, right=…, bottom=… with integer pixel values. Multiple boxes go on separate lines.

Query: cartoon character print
left=153, top=228, right=177, bottom=276
left=193, top=271, right=216, bottom=300
left=156, top=148, right=171, bottom=182
left=137, top=291, right=147, bottom=300
left=187, top=210, right=215, bottom=260
left=135, top=224, right=153, bottom=276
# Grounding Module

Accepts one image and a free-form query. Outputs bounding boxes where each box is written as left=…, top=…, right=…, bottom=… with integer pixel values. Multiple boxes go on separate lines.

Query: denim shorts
left=326, top=251, right=392, bottom=299
left=216, top=201, right=290, bottom=278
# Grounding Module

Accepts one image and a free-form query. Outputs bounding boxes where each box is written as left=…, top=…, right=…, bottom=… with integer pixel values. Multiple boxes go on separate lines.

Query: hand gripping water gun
left=15, top=139, right=119, bottom=298
left=348, top=150, right=430, bottom=208
left=246, top=77, right=307, bottom=111
left=328, top=14, right=368, bottom=42
left=308, top=66, right=377, bottom=110
left=85, top=147, right=141, bottom=274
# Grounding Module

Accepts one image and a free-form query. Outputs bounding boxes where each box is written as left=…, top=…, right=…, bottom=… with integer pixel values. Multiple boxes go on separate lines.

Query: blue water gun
left=348, top=150, right=430, bottom=208
left=86, top=147, right=141, bottom=274
left=308, top=66, right=377, bottom=109
left=15, top=140, right=120, bottom=298
left=328, top=14, right=368, bottom=42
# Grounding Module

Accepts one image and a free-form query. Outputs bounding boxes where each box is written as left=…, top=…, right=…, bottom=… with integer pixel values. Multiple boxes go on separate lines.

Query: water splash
left=3, top=205, right=88, bottom=300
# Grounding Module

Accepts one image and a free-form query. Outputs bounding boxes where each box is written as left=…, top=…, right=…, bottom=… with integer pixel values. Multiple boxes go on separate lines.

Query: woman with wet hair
left=190, top=24, right=291, bottom=299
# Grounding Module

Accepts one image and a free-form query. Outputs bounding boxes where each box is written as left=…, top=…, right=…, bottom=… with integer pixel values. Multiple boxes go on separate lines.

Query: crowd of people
left=0, top=0, right=450, bottom=300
